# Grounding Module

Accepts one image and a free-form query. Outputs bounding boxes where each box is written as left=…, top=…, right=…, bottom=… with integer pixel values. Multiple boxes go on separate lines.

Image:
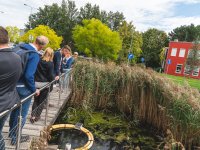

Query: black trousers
left=31, top=88, right=49, bottom=118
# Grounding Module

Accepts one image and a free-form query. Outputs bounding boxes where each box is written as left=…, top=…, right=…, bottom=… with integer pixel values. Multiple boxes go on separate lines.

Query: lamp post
left=24, top=4, right=38, bottom=29
left=24, top=4, right=33, bottom=29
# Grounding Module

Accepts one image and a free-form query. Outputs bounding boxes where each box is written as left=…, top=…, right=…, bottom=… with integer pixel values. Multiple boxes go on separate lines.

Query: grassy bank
left=163, top=74, right=200, bottom=90
left=68, top=61, right=200, bottom=149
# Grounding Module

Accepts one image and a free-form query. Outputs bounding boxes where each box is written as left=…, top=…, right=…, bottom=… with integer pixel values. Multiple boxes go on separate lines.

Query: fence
left=0, top=69, right=72, bottom=150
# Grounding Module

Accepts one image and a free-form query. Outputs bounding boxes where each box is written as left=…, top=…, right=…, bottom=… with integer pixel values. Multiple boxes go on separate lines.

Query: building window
left=184, top=65, right=191, bottom=75
left=192, top=66, right=199, bottom=76
left=175, top=64, right=182, bottom=73
left=171, top=48, right=177, bottom=56
left=179, top=48, right=185, bottom=57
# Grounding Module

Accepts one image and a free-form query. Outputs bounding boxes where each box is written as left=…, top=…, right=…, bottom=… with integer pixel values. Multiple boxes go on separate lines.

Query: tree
left=118, top=21, right=142, bottom=63
left=185, top=40, right=200, bottom=76
left=107, top=11, right=125, bottom=31
left=169, top=24, right=200, bottom=42
left=21, top=25, right=63, bottom=50
left=26, top=0, right=78, bottom=45
left=5, top=26, right=20, bottom=44
left=142, top=28, right=168, bottom=68
left=72, top=18, right=122, bottom=60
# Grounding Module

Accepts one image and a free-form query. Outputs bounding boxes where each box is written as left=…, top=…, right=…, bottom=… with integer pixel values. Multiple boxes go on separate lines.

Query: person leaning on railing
left=9, top=35, right=49, bottom=145
left=61, top=45, right=74, bottom=90
left=30, top=47, right=56, bottom=123
left=0, top=26, right=22, bottom=150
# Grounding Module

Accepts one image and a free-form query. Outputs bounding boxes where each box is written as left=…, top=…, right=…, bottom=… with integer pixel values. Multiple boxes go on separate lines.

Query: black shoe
left=11, top=135, right=30, bottom=145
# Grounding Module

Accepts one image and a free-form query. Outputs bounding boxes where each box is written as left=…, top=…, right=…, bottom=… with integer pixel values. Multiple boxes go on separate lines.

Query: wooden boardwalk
left=2, top=86, right=71, bottom=150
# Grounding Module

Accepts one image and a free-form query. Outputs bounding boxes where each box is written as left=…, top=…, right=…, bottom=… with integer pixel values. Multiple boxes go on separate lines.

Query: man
left=0, top=26, right=22, bottom=150
left=9, top=35, right=49, bottom=145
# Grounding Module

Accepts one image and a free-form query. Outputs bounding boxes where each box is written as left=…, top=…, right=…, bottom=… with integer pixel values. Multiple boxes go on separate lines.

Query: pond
left=49, top=108, right=163, bottom=149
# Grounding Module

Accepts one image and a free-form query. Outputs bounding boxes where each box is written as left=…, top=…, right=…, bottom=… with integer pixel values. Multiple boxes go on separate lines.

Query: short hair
left=35, top=35, right=49, bottom=46
left=62, top=45, right=71, bottom=53
left=0, top=26, right=9, bottom=44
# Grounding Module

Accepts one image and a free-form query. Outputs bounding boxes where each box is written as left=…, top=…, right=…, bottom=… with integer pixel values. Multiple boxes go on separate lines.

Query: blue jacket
left=18, top=44, right=40, bottom=93
left=62, top=57, right=74, bottom=70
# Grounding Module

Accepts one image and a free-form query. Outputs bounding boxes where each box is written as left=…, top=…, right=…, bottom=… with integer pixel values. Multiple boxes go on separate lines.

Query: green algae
left=58, top=108, right=162, bottom=149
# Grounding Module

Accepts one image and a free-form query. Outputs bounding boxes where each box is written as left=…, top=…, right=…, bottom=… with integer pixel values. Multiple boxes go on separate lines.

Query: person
left=9, top=35, right=49, bottom=145
left=53, top=48, right=63, bottom=81
left=30, top=47, right=55, bottom=123
left=0, top=26, right=22, bottom=150
left=73, top=51, right=78, bottom=59
left=62, top=45, right=74, bottom=70
left=61, top=46, right=74, bottom=91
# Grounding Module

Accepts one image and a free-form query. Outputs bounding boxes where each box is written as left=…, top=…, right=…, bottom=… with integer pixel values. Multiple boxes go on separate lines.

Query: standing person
left=30, top=47, right=55, bottom=123
left=9, top=35, right=49, bottom=145
left=0, top=27, right=22, bottom=150
left=62, top=45, right=74, bottom=91
left=62, top=45, right=74, bottom=70
left=53, top=48, right=63, bottom=81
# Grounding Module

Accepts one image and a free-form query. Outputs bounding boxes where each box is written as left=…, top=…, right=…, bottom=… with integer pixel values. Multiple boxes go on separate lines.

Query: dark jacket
left=18, top=44, right=40, bottom=93
left=35, top=59, right=54, bottom=82
left=0, top=48, right=22, bottom=113
left=53, top=50, right=62, bottom=76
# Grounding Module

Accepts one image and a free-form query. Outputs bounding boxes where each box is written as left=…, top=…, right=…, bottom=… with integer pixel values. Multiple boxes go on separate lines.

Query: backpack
left=12, top=44, right=37, bottom=77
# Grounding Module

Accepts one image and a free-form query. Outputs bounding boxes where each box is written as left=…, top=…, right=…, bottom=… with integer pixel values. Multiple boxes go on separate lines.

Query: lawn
left=163, top=74, right=200, bottom=90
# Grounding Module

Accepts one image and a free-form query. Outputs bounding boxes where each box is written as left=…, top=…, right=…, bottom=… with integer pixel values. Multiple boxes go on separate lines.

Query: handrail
left=0, top=71, right=69, bottom=119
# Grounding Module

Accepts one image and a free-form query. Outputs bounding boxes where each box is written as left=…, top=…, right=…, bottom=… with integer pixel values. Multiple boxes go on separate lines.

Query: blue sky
left=0, top=0, right=200, bottom=33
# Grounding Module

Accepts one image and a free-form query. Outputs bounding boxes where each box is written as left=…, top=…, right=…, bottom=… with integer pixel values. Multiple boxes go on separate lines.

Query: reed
left=69, top=60, right=200, bottom=149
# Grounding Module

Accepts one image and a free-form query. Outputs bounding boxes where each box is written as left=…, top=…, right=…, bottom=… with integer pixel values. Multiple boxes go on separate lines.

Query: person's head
left=0, top=26, right=9, bottom=46
left=73, top=52, right=78, bottom=58
left=62, top=45, right=71, bottom=57
left=42, top=47, right=54, bottom=62
left=33, top=35, right=49, bottom=50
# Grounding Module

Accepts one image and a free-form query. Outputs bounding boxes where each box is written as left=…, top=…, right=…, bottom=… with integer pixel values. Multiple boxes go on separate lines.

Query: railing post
left=16, top=104, right=22, bottom=150
left=58, top=74, right=62, bottom=106
left=45, top=86, right=51, bottom=126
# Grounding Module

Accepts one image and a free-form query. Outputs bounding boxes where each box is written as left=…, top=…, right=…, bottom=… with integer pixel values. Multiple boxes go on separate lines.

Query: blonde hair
left=42, top=47, right=54, bottom=62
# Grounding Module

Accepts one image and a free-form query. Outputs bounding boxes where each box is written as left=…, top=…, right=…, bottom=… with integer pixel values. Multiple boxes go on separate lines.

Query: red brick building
left=164, top=41, right=200, bottom=79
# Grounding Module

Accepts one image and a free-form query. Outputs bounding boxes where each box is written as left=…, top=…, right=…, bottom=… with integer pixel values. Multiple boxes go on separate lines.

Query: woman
left=30, top=47, right=55, bottom=123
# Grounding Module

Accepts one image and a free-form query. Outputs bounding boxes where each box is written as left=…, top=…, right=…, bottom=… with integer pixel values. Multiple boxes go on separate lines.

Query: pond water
left=49, top=108, right=163, bottom=149
left=49, top=128, right=162, bottom=150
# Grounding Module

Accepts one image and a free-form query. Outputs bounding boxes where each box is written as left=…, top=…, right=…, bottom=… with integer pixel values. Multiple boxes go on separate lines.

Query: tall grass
left=69, top=60, right=200, bottom=149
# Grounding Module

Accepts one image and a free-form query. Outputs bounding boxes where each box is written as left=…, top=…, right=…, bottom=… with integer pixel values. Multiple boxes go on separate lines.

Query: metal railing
left=0, top=69, right=72, bottom=150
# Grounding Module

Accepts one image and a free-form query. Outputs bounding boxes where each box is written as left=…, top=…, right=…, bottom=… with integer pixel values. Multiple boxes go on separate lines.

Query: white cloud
left=0, top=0, right=200, bottom=32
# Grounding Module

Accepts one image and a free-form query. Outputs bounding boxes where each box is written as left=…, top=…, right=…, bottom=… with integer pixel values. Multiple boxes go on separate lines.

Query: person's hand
left=55, top=76, right=59, bottom=80
left=35, top=89, right=40, bottom=96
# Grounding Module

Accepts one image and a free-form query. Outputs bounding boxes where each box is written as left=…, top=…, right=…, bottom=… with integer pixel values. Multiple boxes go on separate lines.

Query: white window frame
left=171, top=48, right=177, bottom=56
left=175, top=64, right=182, bottom=74
left=187, top=49, right=193, bottom=58
left=179, top=48, right=185, bottom=57
left=192, top=66, right=200, bottom=76
left=184, top=65, right=191, bottom=75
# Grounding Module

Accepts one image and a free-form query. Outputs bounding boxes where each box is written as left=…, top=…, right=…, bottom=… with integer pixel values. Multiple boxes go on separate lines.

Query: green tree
left=21, top=25, right=63, bottom=49
left=107, top=11, right=125, bottom=31
left=169, top=24, right=200, bottom=42
left=77, top=3, right=125, bottom=31
left=185, top=40, right=200, bottom=76
left=5, top=26, right=20, bottom=43
left=73, top=18, right=122, bottom=60
left=142, top=28, right=168, bottom=68
left=26, top=0, right=78, bottom=45
left=118, top=21, right=142, bottom=63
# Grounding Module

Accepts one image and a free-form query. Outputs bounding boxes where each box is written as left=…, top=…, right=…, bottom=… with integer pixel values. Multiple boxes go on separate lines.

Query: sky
left=0, top=0, right=200, bottom=33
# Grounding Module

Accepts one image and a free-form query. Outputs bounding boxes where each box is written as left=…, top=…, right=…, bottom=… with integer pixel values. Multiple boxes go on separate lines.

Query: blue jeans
left=9, top=87, right=32, bottom=142
left=62, top=69, right=71, bottom=91
left=0, top=114, right=9, bottom=150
